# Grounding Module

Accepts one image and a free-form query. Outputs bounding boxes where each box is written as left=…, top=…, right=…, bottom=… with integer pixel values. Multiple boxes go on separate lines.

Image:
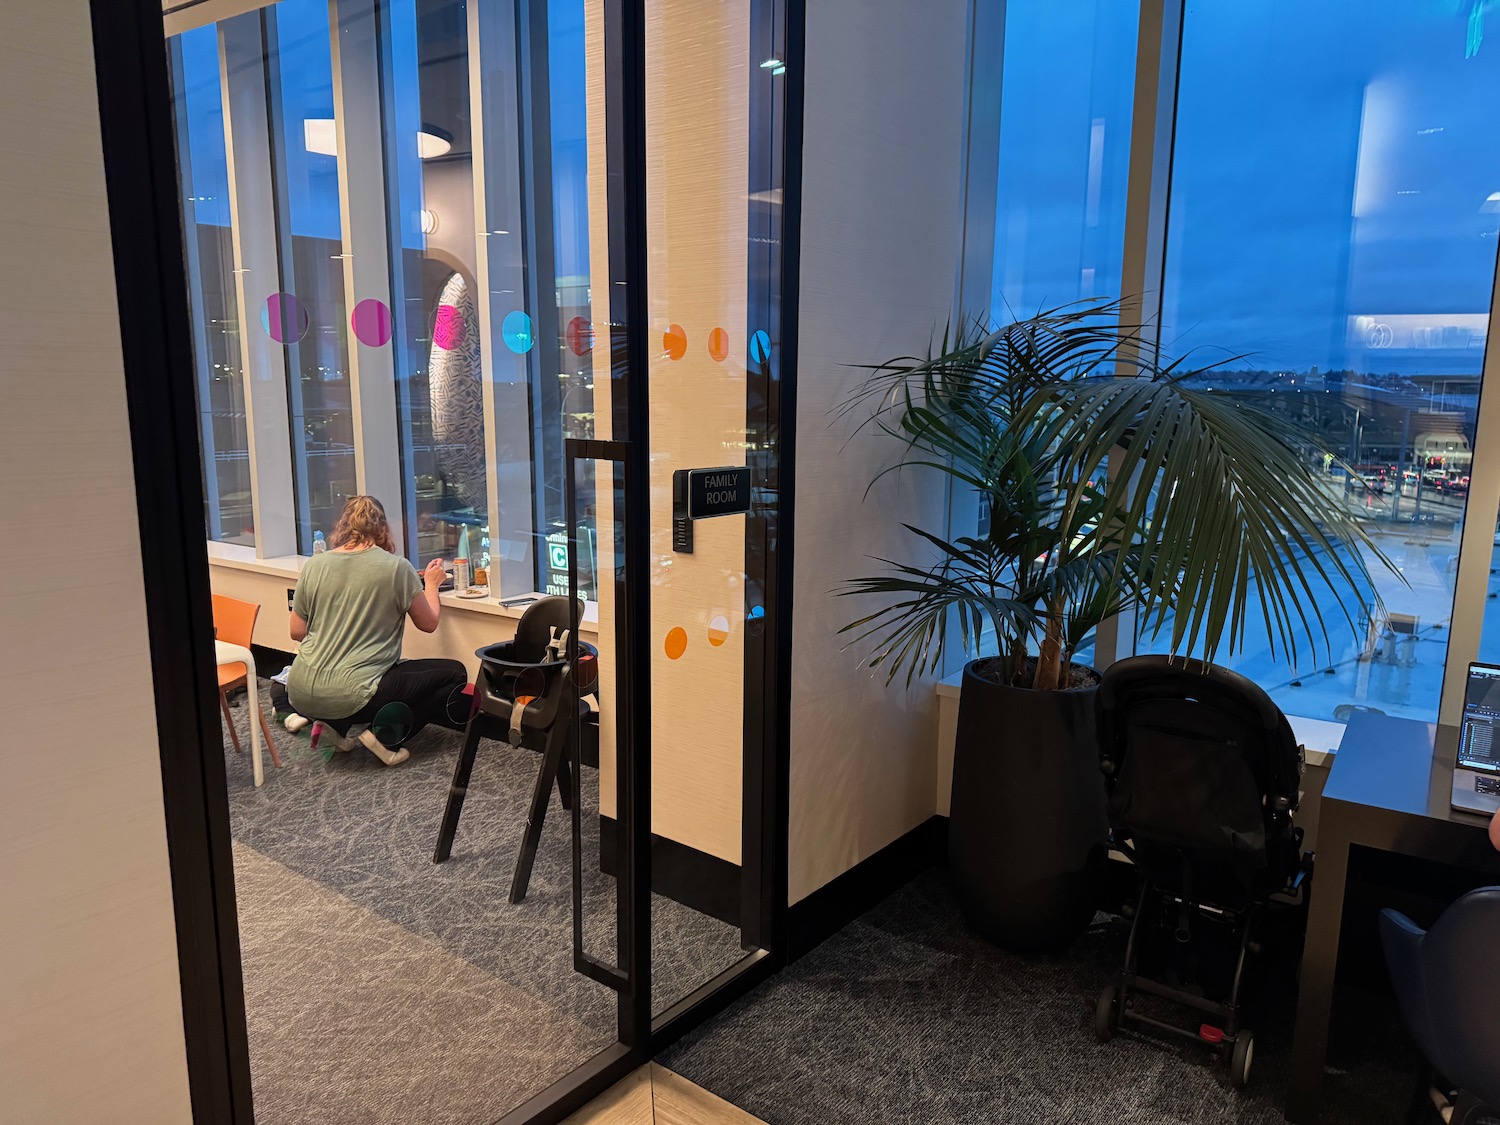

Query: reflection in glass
left=174, top=25, right=254, bottom=545
left=1139, top=1, right=1500, bottom=724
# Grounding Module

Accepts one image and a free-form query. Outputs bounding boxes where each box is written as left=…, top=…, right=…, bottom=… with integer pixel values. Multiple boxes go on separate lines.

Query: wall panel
left=0, top=3, right=193, bottom=1120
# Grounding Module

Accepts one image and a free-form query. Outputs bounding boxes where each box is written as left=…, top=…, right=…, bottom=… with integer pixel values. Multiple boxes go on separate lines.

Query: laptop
left=1452, top=661, right=1500, bottom=816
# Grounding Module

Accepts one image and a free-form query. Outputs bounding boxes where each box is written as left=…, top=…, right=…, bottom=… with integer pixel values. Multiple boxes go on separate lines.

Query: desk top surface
left=1328, top=712, right=1492, bottom=830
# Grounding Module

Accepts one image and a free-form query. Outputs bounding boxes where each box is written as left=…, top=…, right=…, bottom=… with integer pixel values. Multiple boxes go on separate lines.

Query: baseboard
left=787, top=814, right=948, bottom=962
left=598, top=816, right=742, bottom=927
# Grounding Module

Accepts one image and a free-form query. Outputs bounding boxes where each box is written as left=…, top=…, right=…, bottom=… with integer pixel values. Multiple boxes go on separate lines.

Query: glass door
left=161, top=0, right=791, bottom=1116
left=573, top=0, right=793, bottom=1037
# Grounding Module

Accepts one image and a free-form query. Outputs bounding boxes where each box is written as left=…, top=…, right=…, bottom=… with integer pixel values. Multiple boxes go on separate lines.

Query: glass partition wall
left=165, top=0, right=792, bottom=1120
left=958, top=0, right=1500, bottom=740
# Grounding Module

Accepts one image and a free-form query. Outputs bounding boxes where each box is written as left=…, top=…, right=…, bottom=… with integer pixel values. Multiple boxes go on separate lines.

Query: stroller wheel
left=1094, top=985, right=1120, bottom=1043
left=1229, top=1030, right=1254, bottom=1089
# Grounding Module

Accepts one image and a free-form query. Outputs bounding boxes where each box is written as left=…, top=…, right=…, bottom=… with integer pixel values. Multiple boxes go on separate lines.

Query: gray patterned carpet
left=661, top=869, right=1428, bottom=1125
left=221, top=682, right=744, bottom=1123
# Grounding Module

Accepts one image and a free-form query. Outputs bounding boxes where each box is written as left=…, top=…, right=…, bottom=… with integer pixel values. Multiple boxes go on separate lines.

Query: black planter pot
left=949, top=659, right=1108, bottom=953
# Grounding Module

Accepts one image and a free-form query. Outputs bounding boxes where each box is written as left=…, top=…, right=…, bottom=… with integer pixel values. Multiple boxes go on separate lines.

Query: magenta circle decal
left=351, top=298, right=392, bottom=347
left=262, top=293, right=308, bottom=343
left=432, top=303, right=465, bottom=351
left=566, top=315, right=594, bottom=356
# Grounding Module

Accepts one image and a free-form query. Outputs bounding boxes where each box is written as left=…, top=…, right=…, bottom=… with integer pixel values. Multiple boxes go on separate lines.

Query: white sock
left=284, top=713, right=310, bottom=732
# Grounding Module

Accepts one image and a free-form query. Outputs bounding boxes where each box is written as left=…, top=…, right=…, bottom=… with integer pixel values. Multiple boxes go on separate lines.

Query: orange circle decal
left=708, top=327, right=729, bottom=362
left=664, top=324, right=688, bottom=361
left=665, top=626, right=688, bottom=660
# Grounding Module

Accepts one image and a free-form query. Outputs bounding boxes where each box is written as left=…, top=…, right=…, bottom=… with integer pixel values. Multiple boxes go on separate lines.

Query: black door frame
left=89, top=0, right=803, bottom=1120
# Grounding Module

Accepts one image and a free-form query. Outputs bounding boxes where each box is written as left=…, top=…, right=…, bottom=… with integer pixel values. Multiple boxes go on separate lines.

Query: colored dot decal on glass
left=433, top=303, right=464, bottom=351
left=502, top=310, right=535, bottom=354
left=262, top=292, right=309, bottom=343
left=746, top=604, right=766, bottom=637
left=351, top=298, right=392, bottom=347
left=749, top=329, right=771, bottom=363
left=664, top=323, right=688, bottom=360
left=566, top=315, right=594, bottom=356
left=708, top=615, right=730, bottom=646
left=664, top=626, right=688, bottom=660
left=708, top=327, right=730, bottom=362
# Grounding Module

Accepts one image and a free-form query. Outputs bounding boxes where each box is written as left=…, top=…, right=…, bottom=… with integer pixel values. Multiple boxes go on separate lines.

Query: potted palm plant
left=840, top=302, right=1395, bottom=952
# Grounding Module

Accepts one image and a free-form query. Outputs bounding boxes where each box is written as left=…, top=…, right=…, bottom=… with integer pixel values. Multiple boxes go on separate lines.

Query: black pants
left=323, top=658, right=468, bottom=746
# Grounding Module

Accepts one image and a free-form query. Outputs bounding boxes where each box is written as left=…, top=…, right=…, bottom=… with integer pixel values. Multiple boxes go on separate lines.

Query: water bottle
left=312, top=530, right=327, bottom=555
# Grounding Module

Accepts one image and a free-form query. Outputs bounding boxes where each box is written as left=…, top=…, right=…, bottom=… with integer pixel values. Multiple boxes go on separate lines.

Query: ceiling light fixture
left=760, top=57, right=782, bottom=69
left=303, top=118, right=453, bottom=160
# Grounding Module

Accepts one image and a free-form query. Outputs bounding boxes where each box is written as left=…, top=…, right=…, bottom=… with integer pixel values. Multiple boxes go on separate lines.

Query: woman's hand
left=424, top=558, right=447, bottom=590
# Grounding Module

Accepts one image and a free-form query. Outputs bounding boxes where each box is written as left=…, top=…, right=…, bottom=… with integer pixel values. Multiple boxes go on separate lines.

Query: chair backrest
left=211, top=594, right=260, bottom=650
left=1419, top=886, right=1500, bottom=1106
left=1097, top=655, right=1303, bottom=904
left=511, top=596, right=583, bottom=663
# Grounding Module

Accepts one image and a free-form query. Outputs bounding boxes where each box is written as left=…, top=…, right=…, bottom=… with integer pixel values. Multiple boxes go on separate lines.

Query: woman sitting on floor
left=287, top=495, right=467, bottom=766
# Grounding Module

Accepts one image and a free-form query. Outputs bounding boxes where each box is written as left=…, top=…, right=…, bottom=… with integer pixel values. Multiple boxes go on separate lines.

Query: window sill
left=934, top=668, right=1337, bottom=769
left=206, top=540, right=307, bottom=579
left=205, top=543, right=599, bottom=634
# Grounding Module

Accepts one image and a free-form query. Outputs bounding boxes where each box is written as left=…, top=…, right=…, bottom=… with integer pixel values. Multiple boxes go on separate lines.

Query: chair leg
left=257, top=708, right=283, bottom=769
left=220, top=688, right=243, bottom=754
left=556, top=717, right=574, bottom=812
left=510, top=723, right=567, bottom=904
left=433, top=711, right=485, bottom=863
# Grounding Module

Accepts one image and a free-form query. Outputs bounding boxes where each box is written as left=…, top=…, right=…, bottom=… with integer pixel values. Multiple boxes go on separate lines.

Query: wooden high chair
left=212, top=594, right=283, bottom=770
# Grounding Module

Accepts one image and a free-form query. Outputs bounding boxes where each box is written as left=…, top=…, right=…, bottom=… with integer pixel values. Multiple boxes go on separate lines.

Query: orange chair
left=212, top=594, right=283, bottom=769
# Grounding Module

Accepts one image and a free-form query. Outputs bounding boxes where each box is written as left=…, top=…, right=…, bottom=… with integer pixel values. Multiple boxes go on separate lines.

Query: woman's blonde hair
left=330, top=495, right=395, bottom=553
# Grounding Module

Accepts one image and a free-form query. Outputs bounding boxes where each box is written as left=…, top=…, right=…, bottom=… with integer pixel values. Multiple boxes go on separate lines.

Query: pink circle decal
left=432, top=303, right=464, bottom=351
left=263, top=292, right=308, bottom=343
left=567, top=315, right=594, bottom=356
left=708, top=327, right=729, bottom=362
left=351, top=298, right=392, bottom=347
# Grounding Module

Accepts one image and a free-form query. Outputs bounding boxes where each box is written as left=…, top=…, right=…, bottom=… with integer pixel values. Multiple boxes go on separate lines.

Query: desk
left=215, top=639, right=265, bottom=787
left=1287, top=713, right=1500, bottom=1122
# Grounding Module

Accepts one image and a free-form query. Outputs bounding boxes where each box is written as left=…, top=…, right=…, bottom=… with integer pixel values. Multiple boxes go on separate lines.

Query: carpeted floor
left=221, top=682, right=745, bottom=1123
left=660, top=869, right=1429, bottom=1125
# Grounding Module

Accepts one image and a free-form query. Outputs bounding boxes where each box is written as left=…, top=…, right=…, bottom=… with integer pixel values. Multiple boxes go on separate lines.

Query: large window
left=169, top=0, right=594, bottom=599
left=1136, top=0, right=1500, bottom=725
left=965, top=0, right=1500, bottom=731
left=274, top=0, right=356, bottom=551
left=987, top=0, right=1137, bottom=318
left=173, top=25, right=253, bottom=546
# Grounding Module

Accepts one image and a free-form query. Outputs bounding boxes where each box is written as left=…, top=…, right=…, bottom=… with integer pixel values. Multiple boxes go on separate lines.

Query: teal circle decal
left=749, top=329, right=771, bottom=363
left=502, top=310, right=535, bottom=354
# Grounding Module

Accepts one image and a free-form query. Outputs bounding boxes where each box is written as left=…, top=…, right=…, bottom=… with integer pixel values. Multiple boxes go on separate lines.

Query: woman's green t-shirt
left=287, top=547, right=424, bottom=719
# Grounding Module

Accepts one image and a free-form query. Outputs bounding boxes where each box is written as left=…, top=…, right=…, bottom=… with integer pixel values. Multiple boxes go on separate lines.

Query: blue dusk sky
left=992, top=0, right=1500, bottom=376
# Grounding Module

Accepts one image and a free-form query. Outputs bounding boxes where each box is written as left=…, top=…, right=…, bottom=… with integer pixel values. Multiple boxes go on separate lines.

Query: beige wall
left=0, top=4, right=193, bottom=1122
left=788, top=0, right=970, bottom=903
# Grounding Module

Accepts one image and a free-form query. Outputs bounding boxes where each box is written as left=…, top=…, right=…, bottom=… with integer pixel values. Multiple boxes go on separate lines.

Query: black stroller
left=1093, top=656, right=1312, bottom=1088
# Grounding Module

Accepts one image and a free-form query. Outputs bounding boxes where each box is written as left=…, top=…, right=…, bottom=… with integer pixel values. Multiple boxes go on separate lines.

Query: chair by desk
left=1288, top=714, right=1500, bottom=1122
left=1381, top=888, right=1500, bottom=1124
left=212, top=594, right=282, bottom=780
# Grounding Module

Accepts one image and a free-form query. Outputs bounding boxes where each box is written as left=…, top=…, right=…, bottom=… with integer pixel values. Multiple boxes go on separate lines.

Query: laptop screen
left=1459, top=663, right=1500, bottom=773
